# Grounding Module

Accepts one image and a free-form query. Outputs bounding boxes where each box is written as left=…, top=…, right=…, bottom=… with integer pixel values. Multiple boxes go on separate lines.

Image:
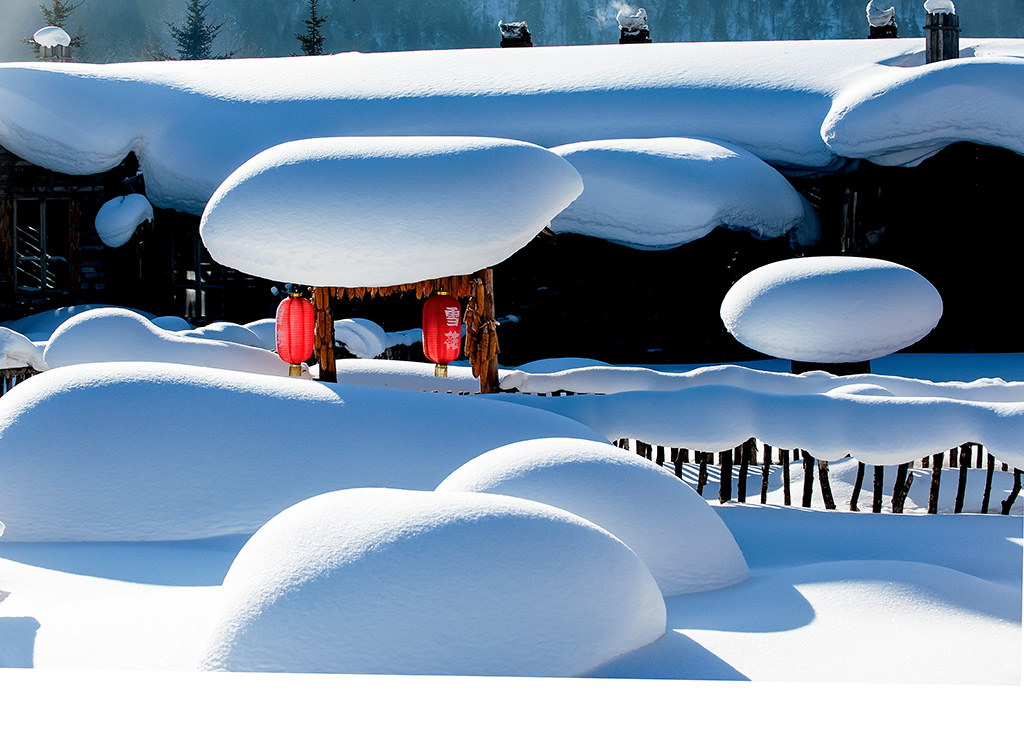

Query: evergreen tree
left=23, top=1, right=87, bottom=58
left=166, top=0, right=237, bottom=60
left=296, top=0, right=328, bottom=56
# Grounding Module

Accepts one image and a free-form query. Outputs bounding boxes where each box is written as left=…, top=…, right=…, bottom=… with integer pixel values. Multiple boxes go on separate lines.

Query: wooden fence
left=1, top=367, right=38, bottom=396
left=615, top=437, right=1022, bottom=516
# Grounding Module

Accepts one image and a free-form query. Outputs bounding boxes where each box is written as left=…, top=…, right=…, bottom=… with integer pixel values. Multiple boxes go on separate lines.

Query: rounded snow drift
left=94, top=194, right=154, bottom=248
left=720, top=256, right=942, bottom=363
left=436, top=438, right=749, bottom=596
left=198, top=488, right=666, bottom=676
left=199, top=136, right=584, bottom=287
left=334, top=318, right=388, bottom=359
left=32, top=26, right=71, bottom=48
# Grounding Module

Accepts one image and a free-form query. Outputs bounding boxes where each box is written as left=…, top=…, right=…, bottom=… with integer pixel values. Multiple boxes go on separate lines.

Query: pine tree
left=296, top=0, right=328, bottom=56
left=23, top=1, right=87, bottom=58
left=166, top=0, right=237, bottom=60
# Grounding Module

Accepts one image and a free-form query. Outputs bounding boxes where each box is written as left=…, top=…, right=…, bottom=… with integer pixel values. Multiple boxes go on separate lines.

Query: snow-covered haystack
left=0, top=362, right=605, bottom=541
left=198, top=488, right=666, bottom=676
left=548, top=138, right=818, bottom=249
left=720, top=256, right=943, bottom=363
left=177, top=321, right=265, bottom=349
left=436, top=438, right=749, bottom=596
left=199, top=136, right=583, bottom=286
left=42, top=308, right=297, bottom=377
left=0, top=327, right=46, bottom=371
left=334, top=318, right=388, bottom=359
left=94, top=194, right=153, bottom=247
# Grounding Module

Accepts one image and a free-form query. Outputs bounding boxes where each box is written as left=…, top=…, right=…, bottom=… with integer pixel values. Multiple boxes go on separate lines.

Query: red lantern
left=422, top=292, right=462, bottom=376
left=276, top=292, right=314, bottom=376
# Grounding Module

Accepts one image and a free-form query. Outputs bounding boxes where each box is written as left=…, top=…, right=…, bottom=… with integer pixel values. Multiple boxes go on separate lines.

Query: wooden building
left=0, top=146, right=275, bottom=327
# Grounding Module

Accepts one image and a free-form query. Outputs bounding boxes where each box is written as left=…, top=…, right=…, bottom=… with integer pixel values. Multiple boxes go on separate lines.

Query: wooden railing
left=0, top=367, right=38, bottom=396
left=616, top=437, right=1022, bottom=516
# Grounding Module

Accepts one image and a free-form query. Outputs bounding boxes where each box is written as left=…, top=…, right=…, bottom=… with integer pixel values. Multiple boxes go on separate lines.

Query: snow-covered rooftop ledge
left=2, top=38, right=1023, bottom=215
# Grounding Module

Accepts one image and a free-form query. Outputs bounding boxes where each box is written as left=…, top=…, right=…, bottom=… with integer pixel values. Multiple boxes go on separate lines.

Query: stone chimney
left=617, top=8, right=651, bottom=44
left=498, top=21, right=532, bottom=48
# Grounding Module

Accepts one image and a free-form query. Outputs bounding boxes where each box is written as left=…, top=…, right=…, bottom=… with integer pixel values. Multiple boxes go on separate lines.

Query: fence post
left=928, top=452, right=944, bottom=514
left=954, top=445, right=970, bottom=513
left=925, top=9, right=960, bottom=64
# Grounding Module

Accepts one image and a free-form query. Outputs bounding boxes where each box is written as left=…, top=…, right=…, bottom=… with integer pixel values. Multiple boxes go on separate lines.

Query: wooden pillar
left=925, top=12, right=960, bottom=64
left=479, top=268, right=499, bottom=394
left=312, top=287, right=336, bottom=382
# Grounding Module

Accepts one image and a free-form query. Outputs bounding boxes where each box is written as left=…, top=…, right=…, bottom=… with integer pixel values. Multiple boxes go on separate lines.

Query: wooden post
left=850, top=462, right=865, bottom=511
left=1001, top=470, right=1021, bottom=515
left=892, top=463, right=910, bottom=513
left=696, top=452, right=709, bottom=495
left=954, top=445, right=970, bottom=513
left=737, top=439, right=751, bottom=503
left=312, top=287, right=336, bottom=382
left=817, top=459, right=836, bottom=510
left=479, top=268, right=499, bottom=394
left=719, top=449, right=732, bottom=503
left=981, top=453, right=995, bottom=514
left=872, top=465, right=884, bottom=513
left=928, top=452, right=944, bottom=514
left=781, top=449, right=791, bottom=506
left=801, top=451, right=815, bottom=508
left=925, top=11, right=960, bottom=64
left=760, top=444, right=771, bottom=504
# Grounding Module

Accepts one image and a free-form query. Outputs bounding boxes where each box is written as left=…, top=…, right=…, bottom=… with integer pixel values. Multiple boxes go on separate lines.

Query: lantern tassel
left=434, top=363, right=448, bottom=378
left=289, top=363, right=303, bottom=377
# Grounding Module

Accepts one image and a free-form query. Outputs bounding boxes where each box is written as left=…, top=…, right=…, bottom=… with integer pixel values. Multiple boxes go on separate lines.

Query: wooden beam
left=312, top=287, right=336, bottom=382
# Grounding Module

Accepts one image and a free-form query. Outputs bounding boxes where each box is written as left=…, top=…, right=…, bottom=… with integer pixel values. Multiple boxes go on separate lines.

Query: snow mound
left=0, top=328, right=46, bottom=371
left=866, top=2, right=895, bottom=27
left=178, top=321, right=265, bottom=348
left=150, top=316, right=192, bottom=332
left=335, top=318, right=388, bottom=359
left=720, top=256, right=943, bottom=363
left=1, top=304, right=155, bottom=342
left=199, top=136, right=583, bottom=286
left=198, top=487, right=666, bottom=676
left=94, top=194, right=153, bottom=247
left=43, top=308, right=296, bottom=377
left=0, top=362, right=605, bottom=541
left=549, top=138, right=817, bottom=249
left=242, top=318, right=278, bottom=350
left=436, top=438, right=749, bottom=596
left=924, top=1, right=956, bottom=14
left=823, top=58, right=1024, bottom=166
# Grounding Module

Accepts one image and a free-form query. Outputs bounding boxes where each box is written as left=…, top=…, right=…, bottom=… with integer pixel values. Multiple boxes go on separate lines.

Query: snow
left=548, top=138, right=818, bottom=249
left=1, top=303, right=155, bottom=342
left=334, top=318, right=388, bottom=359
left=93, top=193, right=153, bottom=247
left=177, top=320, right=265, bottom=348
left=42, top=308, right=299, bottom=377
left=0, top=328, right=46, bottom=371
left=31, top=26, right=70, bottom=48
left=616, top=8, right=648, bottom=33
left=198, top=487, right=666, bottom=676
left=198, top=136, right=583, bottom=286
left=924, top=0, right=956, bottom=13
left=150, top=315, right=192, bottom=332
left=2, top=38, right=1023, bottom=218
left=720, top=256, right=943, bottom=363
left=0, top=361, right=604, bottom=541
left=435, top=437, right=749, bottom=596
left=866, top=2, right=896, bottom=27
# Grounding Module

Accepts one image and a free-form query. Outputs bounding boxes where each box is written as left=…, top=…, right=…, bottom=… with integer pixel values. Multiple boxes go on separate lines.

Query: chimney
left=924, top=2, right=960, bottom=63
left=866, top=2, right=898, bottom=39
left=617, top=8, right=651, bottom=44
left=498, top=21, right=532, bottom=48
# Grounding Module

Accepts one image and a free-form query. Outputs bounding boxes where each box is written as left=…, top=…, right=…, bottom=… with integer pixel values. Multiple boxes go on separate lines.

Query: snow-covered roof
left=2, top=38, right=1022, bottom=218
